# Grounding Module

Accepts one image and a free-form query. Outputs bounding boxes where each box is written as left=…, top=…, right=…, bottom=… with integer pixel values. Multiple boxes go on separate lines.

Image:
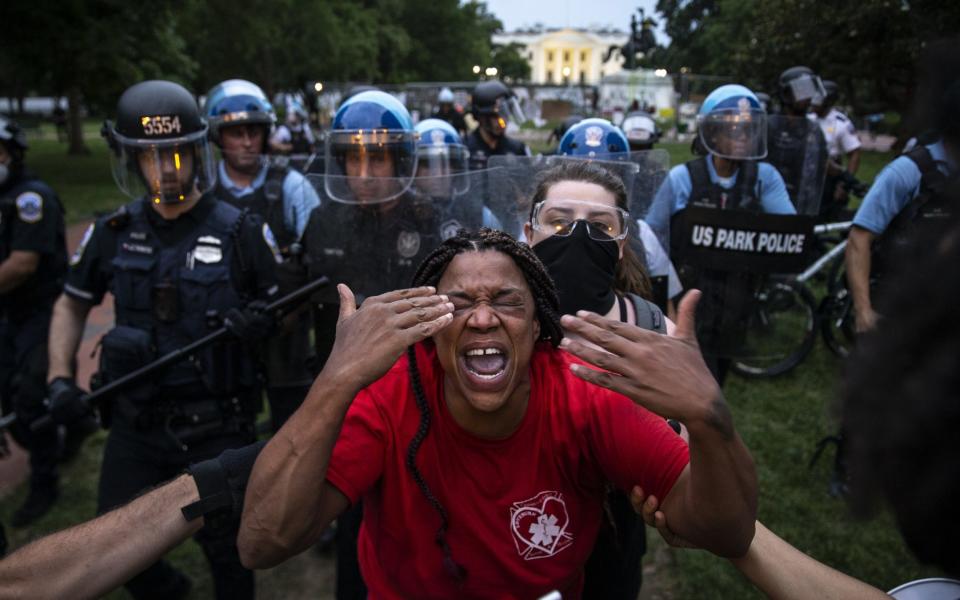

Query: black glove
left=224, top=300, right=275, bottom=343
left=181, top=440, right=267, bottom=524
left=48, top=377, right=89, bottom=426
left=275, top=259, right=308, bottom=296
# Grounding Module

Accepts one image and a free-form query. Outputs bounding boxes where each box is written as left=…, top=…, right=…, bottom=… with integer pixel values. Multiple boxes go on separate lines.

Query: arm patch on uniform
left=262, top=223, right=283, bottom=264
left=15, top=191, right=43, bottom=223
left=70, top=223, right=95, bottom=266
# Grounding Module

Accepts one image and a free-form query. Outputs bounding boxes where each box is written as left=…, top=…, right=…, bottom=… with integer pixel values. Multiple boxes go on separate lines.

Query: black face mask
left=533, top=221, right=620, bottom=316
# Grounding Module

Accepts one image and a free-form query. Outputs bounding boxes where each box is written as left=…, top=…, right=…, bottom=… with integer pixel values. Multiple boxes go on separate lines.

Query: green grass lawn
left=2, top=130, right=932, bottom=598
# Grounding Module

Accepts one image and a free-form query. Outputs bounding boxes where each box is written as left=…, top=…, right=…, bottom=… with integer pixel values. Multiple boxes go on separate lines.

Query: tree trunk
left=67, top=86, right=89, bottom=155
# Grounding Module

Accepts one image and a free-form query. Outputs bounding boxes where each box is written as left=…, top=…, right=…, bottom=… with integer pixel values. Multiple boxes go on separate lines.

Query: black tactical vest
left=671, top=157, right=763, bottom=357
left=873, top=145, right=955, bottom=276
left=109, top=199, right=252, bottom=390
left=214, top=163, right=295, bottom=250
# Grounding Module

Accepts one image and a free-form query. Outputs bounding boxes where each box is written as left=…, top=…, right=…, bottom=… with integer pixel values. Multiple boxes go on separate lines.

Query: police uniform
left=0, top=170, right=66, bottom=519
left=64, top=193, right=279, bottom=599
left=853, top=141, right=955, bottom=277
left=214, top=159, right=320, bottom=430
left=647, top=157, right=795, bottom=384
left=815, top=108, right=861, bottom=162
left=465, top=129, right=531, bottom=170
left=271, top=122, right=317, bottom=155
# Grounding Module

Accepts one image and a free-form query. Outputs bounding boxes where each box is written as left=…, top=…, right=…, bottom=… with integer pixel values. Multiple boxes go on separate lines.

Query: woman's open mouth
left=458, top=344, right=509, bottom=391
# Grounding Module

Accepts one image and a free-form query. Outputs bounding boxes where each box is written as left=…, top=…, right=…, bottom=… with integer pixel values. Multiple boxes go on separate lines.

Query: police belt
left=672, top=207, right=815, bottom=274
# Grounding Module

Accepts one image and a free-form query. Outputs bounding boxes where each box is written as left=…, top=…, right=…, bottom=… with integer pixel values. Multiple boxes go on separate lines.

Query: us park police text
left=690, top=225, right=806, bottom=255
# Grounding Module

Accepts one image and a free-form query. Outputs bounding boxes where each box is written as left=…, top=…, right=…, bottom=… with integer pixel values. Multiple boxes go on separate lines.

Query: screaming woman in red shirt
left=239, top=228, right=758, bottom=600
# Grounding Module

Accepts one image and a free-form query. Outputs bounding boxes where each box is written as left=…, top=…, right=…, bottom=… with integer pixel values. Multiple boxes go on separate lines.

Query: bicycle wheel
left=820, top=287, right=856, bottom=358
left=732, top=279, right=819, bottom=378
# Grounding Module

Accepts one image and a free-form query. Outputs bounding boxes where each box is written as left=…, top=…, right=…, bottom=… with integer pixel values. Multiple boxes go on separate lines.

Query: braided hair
left=404, top=227, right=563, bottom=582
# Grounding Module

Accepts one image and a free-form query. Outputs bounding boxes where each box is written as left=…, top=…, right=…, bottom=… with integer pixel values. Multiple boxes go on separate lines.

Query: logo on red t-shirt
left=510, top=491, right=574, bottom=560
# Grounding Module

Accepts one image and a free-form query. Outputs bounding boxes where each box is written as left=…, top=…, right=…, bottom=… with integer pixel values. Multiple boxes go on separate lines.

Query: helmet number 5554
left=141, top=115, right=182, bottom=136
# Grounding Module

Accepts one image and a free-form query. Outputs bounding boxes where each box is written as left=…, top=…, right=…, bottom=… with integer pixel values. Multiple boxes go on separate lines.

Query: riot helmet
left=696, top=84, right=768, bottom=160
left=820, top=80, right=839, bottom=108
left=413, top=118, right=469, bottom=198
left=203, top=79, right=276, bottom=174
left=104, top=80, right=215, bottom=204
left=324, top=90, right=418, bottom=204
left=620, top=111, right=661, bottom=151
left=559, top=118, right=630, bottom=159
left=0, top=116, right=28, bottom=186
left=340, top=85, right=381, bottom=108
left=470, top=80, right=526, bottom=138
left=438, top=87, right=455, bottom=105
left=778, top=66, right=826, bottom=113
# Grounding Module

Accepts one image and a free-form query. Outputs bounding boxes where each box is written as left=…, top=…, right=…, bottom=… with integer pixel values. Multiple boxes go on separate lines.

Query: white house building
left=493, top=27, right=630, bottom=86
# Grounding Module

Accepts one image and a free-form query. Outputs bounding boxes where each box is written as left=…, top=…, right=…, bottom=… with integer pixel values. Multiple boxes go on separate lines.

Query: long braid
left=403, top=228, right=563, bottom=582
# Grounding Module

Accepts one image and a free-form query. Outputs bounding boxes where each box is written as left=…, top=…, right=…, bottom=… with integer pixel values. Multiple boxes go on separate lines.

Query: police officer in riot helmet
left=302, top=89, right=420, bottom=600
left=465, top=80, right=531, bottom=169
left=46, top=80, right=281, bottom=600
left=777, top=66, right=826, bottom=116
left=205, top=79, right=320, bottom=431
left=646, top=84, right=795, bottom=385
left=0, top=116, right=73, bottom=526
left=432, top=87, right=467, bottom=138
left=846, top=80, right=960, bottom=333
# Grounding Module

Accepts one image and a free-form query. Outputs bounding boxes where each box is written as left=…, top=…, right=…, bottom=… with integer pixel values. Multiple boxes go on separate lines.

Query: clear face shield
left=697, top=108, right=768, bottom=160
left=323, top=129, right=418, bottom=204
left=413, top=144, right=470, bottom=198
left=108, top=128, right=215, bottom=204
left=786, top=74, right=826, bottom=107
left=480, top=96, right=527, bottom=135
left=529, top=198, right=630, bottom=242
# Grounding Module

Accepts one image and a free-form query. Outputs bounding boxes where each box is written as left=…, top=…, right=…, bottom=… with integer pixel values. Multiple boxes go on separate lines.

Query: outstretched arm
left=629, top=487, right=890, bottom=600
left=560, top=291, right=757, bottom=557
left=0, top=475, right=202, bottom=600
left=238, top=284, right=454, bottom=568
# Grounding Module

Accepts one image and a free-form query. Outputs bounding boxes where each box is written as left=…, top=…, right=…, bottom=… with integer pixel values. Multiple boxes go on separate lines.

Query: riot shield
left=766, top=115, right=828, bottom=215
left=302, top=169, right=496, bottom=304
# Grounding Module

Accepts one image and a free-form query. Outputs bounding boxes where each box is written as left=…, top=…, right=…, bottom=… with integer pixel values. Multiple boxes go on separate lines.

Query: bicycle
left=731, top=221, right=852, bottom=378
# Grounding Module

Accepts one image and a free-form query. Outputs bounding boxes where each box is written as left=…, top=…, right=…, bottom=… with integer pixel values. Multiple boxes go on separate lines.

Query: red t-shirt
left=325, top=342, right=689, bottom=600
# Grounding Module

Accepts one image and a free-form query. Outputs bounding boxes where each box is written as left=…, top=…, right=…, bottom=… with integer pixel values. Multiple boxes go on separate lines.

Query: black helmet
left=0, top=116, right=28, bottom=159
left=104, top=80, right=215, bottom=204
left=471, top=81, right=512, bottom=115
left=755, top=92, right=771, bottom=112
left=778, top=66, right=826, bottom=108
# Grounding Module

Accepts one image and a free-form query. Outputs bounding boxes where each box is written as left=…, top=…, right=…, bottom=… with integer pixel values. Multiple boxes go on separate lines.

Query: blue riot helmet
left=413, top=118, right=469, bottom=197
left=558, top=118, right=630, bottom=159
left=325, top=90, right=418, bottom=204
left=620, top=111, right=661, bottom=151
left=104, top=80, right=216, bottom=204
left=438, top=87, right=455, bottom=105
left=203, top=79, right=276, bottom=148
left=696, top=84, right=768, bottom=160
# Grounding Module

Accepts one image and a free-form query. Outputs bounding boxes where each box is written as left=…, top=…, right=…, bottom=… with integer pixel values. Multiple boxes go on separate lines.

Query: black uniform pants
left=264, top=311, right=314, bottom=431
left=0, top=310, right=59, bottom=491
left=98, top=421, right=254, bottom=600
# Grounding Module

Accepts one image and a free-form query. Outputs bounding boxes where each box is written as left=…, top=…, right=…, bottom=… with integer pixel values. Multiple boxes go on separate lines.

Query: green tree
left=0, top=0, right=195, bottom=154
left=490, top=43, right=531, bottom=82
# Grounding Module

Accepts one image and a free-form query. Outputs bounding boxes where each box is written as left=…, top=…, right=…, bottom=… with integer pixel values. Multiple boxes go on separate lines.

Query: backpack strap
left=628, top=293, right=667, bottom=333
left=686, top=157, right=712, bottom=205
